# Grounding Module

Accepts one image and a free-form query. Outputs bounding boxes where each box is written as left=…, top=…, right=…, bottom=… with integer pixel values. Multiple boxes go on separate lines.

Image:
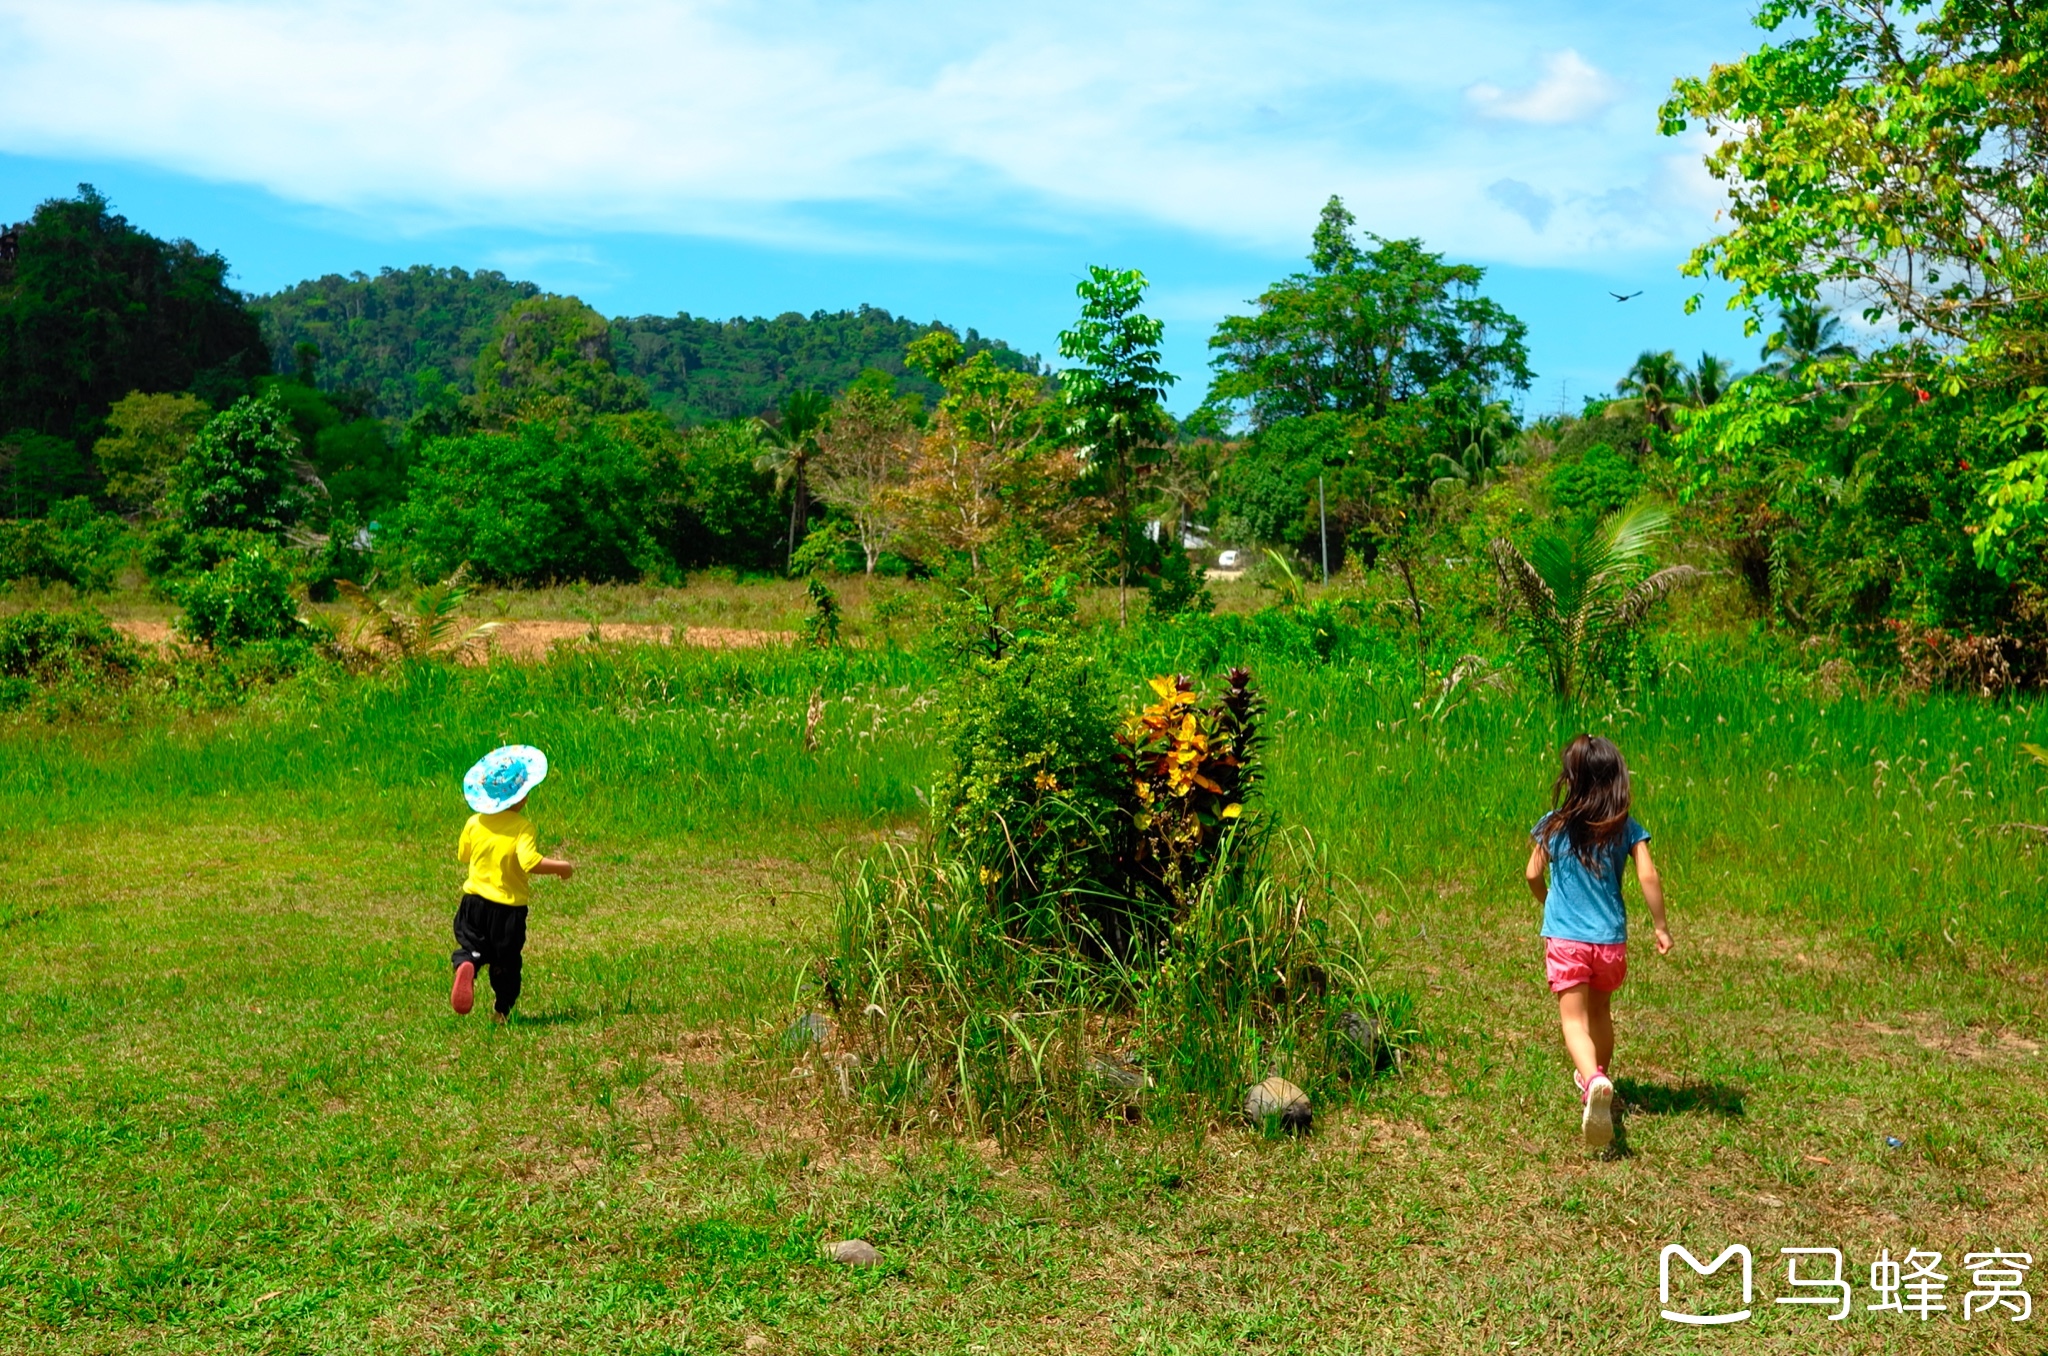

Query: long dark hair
left=1539, top=734, right=1632, bottom=867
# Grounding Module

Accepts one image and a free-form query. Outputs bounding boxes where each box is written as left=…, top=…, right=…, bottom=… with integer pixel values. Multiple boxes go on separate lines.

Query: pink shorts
left=1545, top=939, right=1628, bottom=994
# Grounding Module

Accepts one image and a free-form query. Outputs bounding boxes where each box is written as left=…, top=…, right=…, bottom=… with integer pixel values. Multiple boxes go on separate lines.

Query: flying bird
left=1611, top=290, right=1642, bottom=302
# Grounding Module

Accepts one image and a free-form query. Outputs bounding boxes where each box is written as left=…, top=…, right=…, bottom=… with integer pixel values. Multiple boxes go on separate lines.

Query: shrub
left=174, top=547, right=308, bottom=648
left=934, top=629, right=1127, bottom=934
left=1115, top=669, right=1263, bottom=918
left=813, top=654, right=1404, bottom=1137
left=0, top=499, right=127, bottom=592
left=1546, top=442, right=1644, bottom=519
left=0, top=609, right=143, bottom=686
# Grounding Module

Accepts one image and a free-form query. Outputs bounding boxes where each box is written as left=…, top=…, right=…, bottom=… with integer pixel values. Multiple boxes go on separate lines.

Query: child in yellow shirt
left=451, top=745, right=574, bottom=1023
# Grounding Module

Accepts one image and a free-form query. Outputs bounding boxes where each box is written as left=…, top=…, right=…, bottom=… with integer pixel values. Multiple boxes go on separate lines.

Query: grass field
left=2, top=598, right=2047, bottom=1353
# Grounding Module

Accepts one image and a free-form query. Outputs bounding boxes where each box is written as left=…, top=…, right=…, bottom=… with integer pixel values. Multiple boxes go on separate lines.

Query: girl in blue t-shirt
left=1523, top=734, right=1672, bottom=1148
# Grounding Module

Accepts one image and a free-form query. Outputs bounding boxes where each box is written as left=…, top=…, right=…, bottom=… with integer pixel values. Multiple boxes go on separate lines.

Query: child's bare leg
left=1557, top=985, right=1602, bottom=1085
left=1588, top=988, right=1615, bottom=1073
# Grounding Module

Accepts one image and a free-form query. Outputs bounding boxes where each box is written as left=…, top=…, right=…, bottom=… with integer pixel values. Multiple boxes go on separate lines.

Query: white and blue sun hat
left=463, top=745, right=549, bottom=814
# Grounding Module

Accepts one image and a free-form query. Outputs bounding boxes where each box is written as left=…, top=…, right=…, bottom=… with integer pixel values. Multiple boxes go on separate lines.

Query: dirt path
left=112, top=619, right=790, bottom=659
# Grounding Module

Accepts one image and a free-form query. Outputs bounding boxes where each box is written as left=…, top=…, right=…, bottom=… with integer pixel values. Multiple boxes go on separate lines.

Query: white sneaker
left=1582, top=1075, right=1615, bottom=1148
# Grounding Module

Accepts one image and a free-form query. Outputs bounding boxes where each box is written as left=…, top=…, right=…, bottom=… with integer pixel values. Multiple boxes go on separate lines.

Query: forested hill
left=251, top=266, right=1040, bottom=424
left=608, top=308, right=1037, bottom=425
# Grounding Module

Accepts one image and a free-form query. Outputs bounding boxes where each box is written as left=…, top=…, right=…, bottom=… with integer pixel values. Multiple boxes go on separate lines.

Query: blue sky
left=0, top=0, right=1771, bottom=414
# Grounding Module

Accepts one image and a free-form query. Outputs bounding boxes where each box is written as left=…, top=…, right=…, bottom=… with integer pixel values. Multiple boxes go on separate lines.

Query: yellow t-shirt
left=458, top=810, right=546, bottom=905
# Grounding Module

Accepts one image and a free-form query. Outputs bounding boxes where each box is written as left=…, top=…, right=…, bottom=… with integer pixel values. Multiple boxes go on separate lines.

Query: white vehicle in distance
left=1216, top=549, right=1242, bottom=570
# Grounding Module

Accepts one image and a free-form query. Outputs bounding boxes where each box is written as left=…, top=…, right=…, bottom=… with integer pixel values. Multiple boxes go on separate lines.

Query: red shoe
left=451, top=961, right=476, bottom=1015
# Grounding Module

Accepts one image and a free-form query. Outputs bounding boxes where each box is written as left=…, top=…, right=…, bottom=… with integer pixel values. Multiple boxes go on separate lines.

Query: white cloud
left=1487, top=178, right=1555, bottom=232
left=0, top=2, right=1741, bottom=268
left=1465, top=49, right=1621, bottom=125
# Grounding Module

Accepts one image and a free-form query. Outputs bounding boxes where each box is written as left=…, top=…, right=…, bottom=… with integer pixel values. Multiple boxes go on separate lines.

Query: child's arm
left=1633, top=840, right=1672, bottom=954
left=1523, top=841, right=1548, bottom=904
left=530, top=856, right=575, bottom=880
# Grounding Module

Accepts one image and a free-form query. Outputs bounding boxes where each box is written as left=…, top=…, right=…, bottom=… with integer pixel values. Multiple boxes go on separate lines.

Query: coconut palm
left=1615, top=350, right=1687, bottom=430
left=1685, top=352, right=1736, bottom=406
left=1760, top=301, right=1855, bottom=375
left=1489, top=502, right=1704, bottom=699
left=752, top=387, right=833, bottom=573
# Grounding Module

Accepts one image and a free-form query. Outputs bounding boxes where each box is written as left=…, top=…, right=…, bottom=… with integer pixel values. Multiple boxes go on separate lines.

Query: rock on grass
left=827, top=1238, right=881, bottom=1266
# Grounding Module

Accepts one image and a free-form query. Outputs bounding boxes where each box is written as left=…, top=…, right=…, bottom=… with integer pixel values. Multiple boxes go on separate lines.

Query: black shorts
left=451, top=893, right=528, bottom=1014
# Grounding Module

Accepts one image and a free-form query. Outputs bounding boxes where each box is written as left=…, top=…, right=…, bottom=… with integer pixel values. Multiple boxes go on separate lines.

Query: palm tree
left=1761, top=301, right=1855, bottom=375
left=1429, top=400, right=1518, bottom=495
left=1489, top=502, right=1704, bottom=699
left=753, top=388, right=833, bottom=573
left=1685, top=352, right=1736, bottom=406
left=1615, top=350, right=1687, bottom=430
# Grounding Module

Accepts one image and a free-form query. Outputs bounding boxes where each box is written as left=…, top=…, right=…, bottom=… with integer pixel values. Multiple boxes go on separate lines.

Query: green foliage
left=0, top=608, right=142, bottom=688
left=394, top=414, right=665, bottom=584
left=1546, top=443, right=1645, bottom=519
left=172, top=546, right=308, bottom=649
left=141, top=523, right=268, bottom=586
left=0, top=499, right=126, bottom=592
left=253, top=270, right=1043, bottom=423
left=1206, top=196, right=1530, bottom=428
left=669, top=421, right=786, bottom=573
left=0, top=429, right=96, bottom=517
left=1059, top=266, right=1175, bottom=619
left=250, top=266, right=542, bottom=416
left=824, top=655, right=1390, bottom=1135
left=1491, top=502, right=1705, bottom=698
left=335, top=567, right=497, bottom=663
left=473, top=298, right=648, bottom=421
left=93, top=391, right=210, bottom=511
left=754, top=387, right=831, bottom=571
left=934, top=628, right=1127, bottom=924
left=800, top=578, right=842, bottom=648
left=1673, top=374, right=2030, bottom=632
left=169, top=390, right=306, bottom=535
left=1210, top=414, right=1342, bottom=548
left=312, top=417, right=406, bottom=515
left=0, top=185, right=264, bottom=445
left=1144, top=548, right=1212, bottom=618
left=1428, top=401, right=1518, bottom=496
left=1977, top=445, right=2048, bottom=580
left=1662, top=1, right=2048, bottom=384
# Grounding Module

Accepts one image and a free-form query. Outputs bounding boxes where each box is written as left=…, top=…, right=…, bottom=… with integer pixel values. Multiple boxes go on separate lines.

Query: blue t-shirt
left=1535, top=813, right=1650, bottom=944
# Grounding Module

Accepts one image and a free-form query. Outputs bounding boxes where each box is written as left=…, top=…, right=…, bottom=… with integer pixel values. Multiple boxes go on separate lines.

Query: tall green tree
left=752, top=388, right=831, bottom=572
left=1058, top=266, right=1175, bottom=625
left=0, top=186, right=264, bottom=444
left=395, top=413, right=665, bottom=584
left=1662, top=0, right=2048, bottom=384
left=1205, top=195, right=1531, bottom=428
left=93, top=391, right=211, bottom=512
left=169, top=390, right=306, bottom=535
left=1662, top=1, right=2048, bottom=628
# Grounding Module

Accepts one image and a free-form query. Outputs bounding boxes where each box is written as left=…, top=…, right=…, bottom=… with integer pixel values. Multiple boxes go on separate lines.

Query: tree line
left=4, top=0, right=2048, bottom=688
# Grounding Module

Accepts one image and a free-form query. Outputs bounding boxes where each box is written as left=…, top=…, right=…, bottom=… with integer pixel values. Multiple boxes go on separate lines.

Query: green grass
left=2, top=624, right=2046, bottom=1352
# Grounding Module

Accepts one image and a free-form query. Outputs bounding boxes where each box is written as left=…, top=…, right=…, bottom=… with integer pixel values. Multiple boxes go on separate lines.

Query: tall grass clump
left=807, top=614, right=1408, bottom=1139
